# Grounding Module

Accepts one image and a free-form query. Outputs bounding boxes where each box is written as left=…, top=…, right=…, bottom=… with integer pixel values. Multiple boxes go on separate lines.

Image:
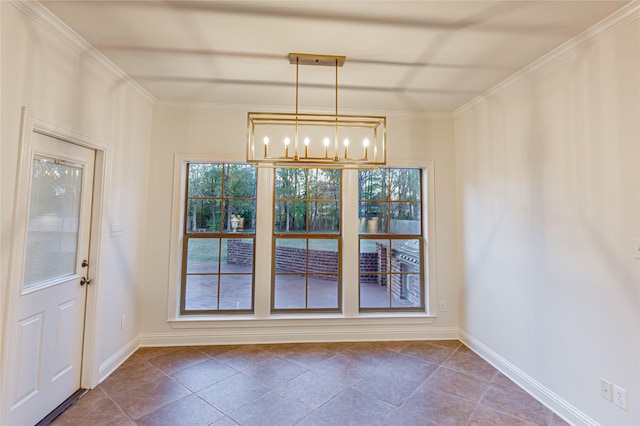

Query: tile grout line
left=53, top=341, right=565, bottom=426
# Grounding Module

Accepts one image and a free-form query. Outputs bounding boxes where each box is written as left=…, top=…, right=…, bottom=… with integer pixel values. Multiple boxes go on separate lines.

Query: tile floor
left=51, top=341, right=569, bottom=426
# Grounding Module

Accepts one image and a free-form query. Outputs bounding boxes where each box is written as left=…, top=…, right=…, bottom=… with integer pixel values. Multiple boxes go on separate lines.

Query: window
left=272, top=168, right=341, bottom=312
left=359, top=168, right=424, bottom=311
left=181, top=163, right=256, bottom=314
left=174, top=160, right=433, bottom=321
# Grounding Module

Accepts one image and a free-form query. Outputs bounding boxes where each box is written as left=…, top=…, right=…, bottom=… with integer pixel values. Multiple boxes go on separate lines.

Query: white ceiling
left=41, top=0, right=629, bottom=114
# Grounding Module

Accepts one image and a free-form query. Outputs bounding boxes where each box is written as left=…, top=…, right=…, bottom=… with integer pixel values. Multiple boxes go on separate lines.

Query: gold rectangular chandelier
left=247, top=53, right=386, bottom=169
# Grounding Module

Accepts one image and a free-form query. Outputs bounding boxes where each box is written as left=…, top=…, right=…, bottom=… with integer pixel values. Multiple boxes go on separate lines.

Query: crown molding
left=155, top=100, right=453, bottom=120
left=9, top=0, right=156, bottom=104
left=454, top=1, right=640, bottom=116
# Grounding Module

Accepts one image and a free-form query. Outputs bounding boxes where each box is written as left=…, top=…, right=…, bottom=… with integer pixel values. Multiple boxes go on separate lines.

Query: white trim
left=454, top=1, right=640, bottom=116
left=167, top=156, right=438, bottom=323
left=8, top=0, right=156, bottom=104
left=253, top=167, right=274, bottom=319
left=1, top=108, right=110, bottom=424
left=156, top=100, right=453, bottom=120
left=167, top=153, right=255, bottom=321
left=98, top=336, right=140, bottom=383
left=141, top=324, right=456, bottom=347
left=380, top=159, right=438, bottom=317
left=82, top=146, right=110, bottom=389
left=459, top=329, right=597, bottom=426
left=166, top=154, right=187, bottom=321
left=424, top=161, right=438, bottom=316
left=0, top=3, right=4, bottom=421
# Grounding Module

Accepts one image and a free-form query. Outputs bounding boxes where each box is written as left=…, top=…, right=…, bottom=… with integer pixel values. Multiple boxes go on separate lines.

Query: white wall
left=140, top=103, right=458, bottom=340
left=455, top=16, right=639, bottom=426
left=0, top=1, right=153, bottom=383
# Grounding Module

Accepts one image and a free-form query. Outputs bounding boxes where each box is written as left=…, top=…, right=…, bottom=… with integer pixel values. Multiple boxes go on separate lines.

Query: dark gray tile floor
left=51, top=341, right=570, bottom=426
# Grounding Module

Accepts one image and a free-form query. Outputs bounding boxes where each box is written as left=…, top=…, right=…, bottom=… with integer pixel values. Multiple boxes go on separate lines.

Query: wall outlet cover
left=614, top=385, right=628, bottom=410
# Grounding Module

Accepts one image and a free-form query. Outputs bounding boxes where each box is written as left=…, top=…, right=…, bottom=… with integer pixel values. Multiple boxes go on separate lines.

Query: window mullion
left=251, top=167, right=272, bottom=319
left=342, top=170, right=359, bottom=317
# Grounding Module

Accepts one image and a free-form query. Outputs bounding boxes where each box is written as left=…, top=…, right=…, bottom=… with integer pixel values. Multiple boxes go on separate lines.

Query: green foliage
left=187, top=163, right=257, bottom=233
left=274, top=168, right=340, bottom=233
left=359, top=168, right=421, bottom=221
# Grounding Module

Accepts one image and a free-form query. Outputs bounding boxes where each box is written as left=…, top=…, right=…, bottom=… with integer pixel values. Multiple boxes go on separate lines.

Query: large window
left=272, top=168, right=341, bottom=312
left=181, top=163, right=256, bottom=314
left=175, top=161, right=431, bottom=320
left=359, top=168, right=424, bottom=311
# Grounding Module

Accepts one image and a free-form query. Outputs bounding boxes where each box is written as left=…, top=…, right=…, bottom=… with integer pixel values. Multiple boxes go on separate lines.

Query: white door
left=8, top=132, right=95, bottom=426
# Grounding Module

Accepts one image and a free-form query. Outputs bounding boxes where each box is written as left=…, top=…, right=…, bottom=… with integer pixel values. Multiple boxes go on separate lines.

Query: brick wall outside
left=227, top=239, right=254, bottom=266
left=360, top=252, right=378, bottom=284
left=228, top=240, right=381, bottom=283
left=377, top=243, right=389, bottom=287
left=227, top=239, right=418, bottom=301
left=390, top=257, right=421, bottom=305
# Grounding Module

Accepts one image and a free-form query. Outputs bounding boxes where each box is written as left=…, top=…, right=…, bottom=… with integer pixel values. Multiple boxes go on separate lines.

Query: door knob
left=81, top=259, right=89, bottom=267
left=80, top=277, right=93, bottom=286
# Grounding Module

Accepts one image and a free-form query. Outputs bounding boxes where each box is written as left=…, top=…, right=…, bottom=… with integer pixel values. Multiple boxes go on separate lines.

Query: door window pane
left=23, top=157, right=83, bottom=290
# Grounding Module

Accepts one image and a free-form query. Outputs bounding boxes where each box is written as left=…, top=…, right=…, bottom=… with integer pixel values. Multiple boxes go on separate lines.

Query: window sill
left=154, top=312, right=452, bottom=346
left=168, top=312, right=435, bottom=329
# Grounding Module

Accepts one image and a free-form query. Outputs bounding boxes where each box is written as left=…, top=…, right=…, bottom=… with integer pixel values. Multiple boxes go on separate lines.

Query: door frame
left=1, top=107, right=110, bottom=424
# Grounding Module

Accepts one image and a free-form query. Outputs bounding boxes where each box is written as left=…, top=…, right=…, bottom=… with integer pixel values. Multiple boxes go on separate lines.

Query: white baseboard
left=98, top=336, right=140, bottom=383
left=139, top=325, right=459, bottom=347
left=459, top=329, right=597, bottom=426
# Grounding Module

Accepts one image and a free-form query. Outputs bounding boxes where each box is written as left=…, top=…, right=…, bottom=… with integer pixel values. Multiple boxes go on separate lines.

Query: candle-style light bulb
left=284, top=137, right=290, bottom=157
left=363, top=138, right=370, bottom=159
left=323, top=137, right=330, bottom=158
left=263, top=136, right=270, bottom=157
left=343, top=138, right=350, bottom=159
left=304, top=137, right=310, bottom=157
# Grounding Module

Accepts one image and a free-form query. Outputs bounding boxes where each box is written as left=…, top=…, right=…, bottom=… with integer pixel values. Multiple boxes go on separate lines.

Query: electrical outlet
left=601, top=379, right=612, bottom=402
left=614, top=385, right=628, bottom=410
left=111, top=224, right=124, bottom=238
left=120, top=315, right=126, bottom=330
left=439, top=301, right=446, bottom=312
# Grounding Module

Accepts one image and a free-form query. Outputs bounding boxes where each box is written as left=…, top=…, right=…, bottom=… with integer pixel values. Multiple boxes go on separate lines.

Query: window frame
left=271, top=167, right=343, bottom=313
left=358, top=167, right=427, bottom=313
left=180, top=162, right=257, bottom=315
left=167, top=156, right=437, bottom=324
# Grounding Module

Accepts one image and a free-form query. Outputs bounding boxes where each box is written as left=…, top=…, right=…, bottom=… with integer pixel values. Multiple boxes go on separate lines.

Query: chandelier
left=247, top=53, right=386, bottom=168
